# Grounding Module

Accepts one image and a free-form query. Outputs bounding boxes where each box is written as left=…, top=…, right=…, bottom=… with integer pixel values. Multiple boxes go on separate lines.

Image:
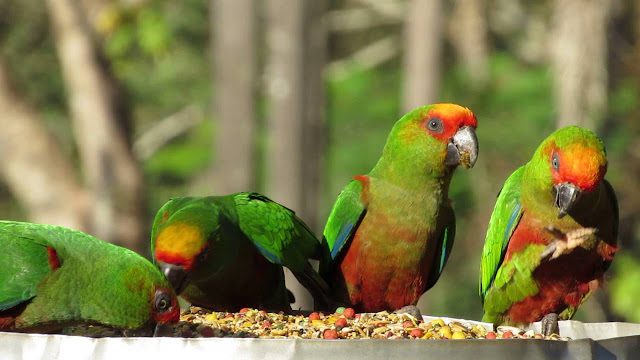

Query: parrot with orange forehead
left=480, top=126, right=618, bottom=335
left=151, top=192, right=331, bottom=312
left=320, top=103, right=479, bottom=313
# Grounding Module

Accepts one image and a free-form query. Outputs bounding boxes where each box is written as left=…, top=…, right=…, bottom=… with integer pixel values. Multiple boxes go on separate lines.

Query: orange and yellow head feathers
left=541, top=126, right=607, bottom=192
left=379, top=103, right=479, bottom=176
left=154, top=222, right=207, bottom=270
left=152, top=197, right=219, bottom=271
left=425, top=103, right=478, bottom=142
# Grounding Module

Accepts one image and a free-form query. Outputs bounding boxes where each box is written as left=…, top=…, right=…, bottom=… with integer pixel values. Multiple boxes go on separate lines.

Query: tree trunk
left=449, top=0, right=489, bottom=87
left=0, top=61, right=88, bottom=231
left=403, top=0, right=444, bottom=313
left=208, top=0, right=257, bottom=194
left=265, top=0, right=327, bottom=310
left=300, top=0, right=327, bottom=234
left=402, top=0, right=443, bottom=112
left=551, top=0, right=610, bottom=129
left=47, top=0, right=145, bottom=253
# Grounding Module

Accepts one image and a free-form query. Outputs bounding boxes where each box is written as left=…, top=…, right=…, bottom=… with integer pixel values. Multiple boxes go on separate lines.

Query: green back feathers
left=233, top=193, right=320, bottom=271
left=0, top=233, right=51, bottom=310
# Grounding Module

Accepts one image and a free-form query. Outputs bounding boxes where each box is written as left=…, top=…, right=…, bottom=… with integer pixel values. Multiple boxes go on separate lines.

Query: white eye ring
left=552, top=153, right=560, bottom=170
left=154, top=291, right=171, bottom=312
left=427, top=118, right=443, bottom=133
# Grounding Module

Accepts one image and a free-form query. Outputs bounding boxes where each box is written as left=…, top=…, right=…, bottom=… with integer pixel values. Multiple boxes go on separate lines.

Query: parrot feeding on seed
left=320, top=103, right=479, bottom=312
left=0, top=221, right=179, bottom=334
left=479, top=126, right=618, bottom=333
left=151, top=192, right=331, bottom=312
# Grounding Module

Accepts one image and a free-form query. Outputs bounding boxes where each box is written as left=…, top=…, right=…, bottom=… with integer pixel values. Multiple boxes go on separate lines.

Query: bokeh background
left=0, top=0, right=639, bottom=322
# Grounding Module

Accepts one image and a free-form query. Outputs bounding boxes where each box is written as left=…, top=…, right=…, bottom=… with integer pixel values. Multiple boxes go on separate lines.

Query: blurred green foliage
left=0, top=0, right=638, bottom=323
left=611, top=254, right=640, bottom=322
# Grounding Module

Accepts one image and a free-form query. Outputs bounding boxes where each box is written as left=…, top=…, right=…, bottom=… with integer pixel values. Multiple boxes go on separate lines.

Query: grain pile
left=171, top=306, right=568, bottom=340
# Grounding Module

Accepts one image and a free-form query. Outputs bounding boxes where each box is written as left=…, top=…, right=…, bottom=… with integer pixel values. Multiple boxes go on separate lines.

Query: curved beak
left=554, top=183, right=581, bottom=218
left=445, top=126, right=478, bottom=169
left=153, top=323, right=173, bottom=337
left=158, top=261, right=188, bottom=295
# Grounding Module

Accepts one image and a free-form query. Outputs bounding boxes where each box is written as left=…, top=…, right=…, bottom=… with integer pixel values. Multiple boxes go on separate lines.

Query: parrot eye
left=552, top=153, right=560, bottom=170
left=154, top=290, right=172, bottom=312
left=426, top=118, right=444, bottom=133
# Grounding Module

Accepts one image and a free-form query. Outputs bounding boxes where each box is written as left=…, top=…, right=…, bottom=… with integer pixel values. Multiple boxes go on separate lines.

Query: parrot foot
left=542, top=227, right=598, bottom=260
left=541, top=313, right=560, bottom=337
left=393, top=305, right=423, bottom=322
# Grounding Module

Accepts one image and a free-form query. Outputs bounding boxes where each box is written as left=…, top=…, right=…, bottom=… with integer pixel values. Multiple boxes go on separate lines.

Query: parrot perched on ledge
left=320, top=103, right=479, bottom=313
left=0, top=221, right=179, bottom=334
left=480, top=126, right=618, bottom=335
left=151, top=192, right=331, bottom=312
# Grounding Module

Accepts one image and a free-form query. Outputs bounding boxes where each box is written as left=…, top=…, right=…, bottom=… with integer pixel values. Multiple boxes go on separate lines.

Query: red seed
left=485, top=331, right=497, bottom=339
left=402, top=320, right=414, bottom=328
left=410, top=329, right=424, bottom=338
left=502, top=331, right=513, bottom=339
left=261, top=320, right=271, bottom=329
left=323, top=329, right=339, bottom=339
left=343, top=308, right=356, bottom=319
left=308, top=312, right=321, bottom=321
left=239, top=308, right=251, bottom=314
left=335, top=317, right=348, bottom=328
left=198, top=326, right=215, bottom=337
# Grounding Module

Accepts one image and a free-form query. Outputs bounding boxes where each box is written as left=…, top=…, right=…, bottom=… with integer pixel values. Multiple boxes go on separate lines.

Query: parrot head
left=151, top=197, right=222, bottom=294
left=383, top=103, right=479, bottom=175
left=147, top=286, right=181, bottom=336
left=105, top=255, right=180, bottom=333
left=150, top=287, right=181, bottom=325
left=536, top=126, right=607, bottom=218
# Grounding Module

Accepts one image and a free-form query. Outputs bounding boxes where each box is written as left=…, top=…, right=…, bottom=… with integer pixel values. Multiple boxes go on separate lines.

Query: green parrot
left=479, top=126, right=618, bottom=334
left=151, top=192, right=330, bottom=312
left=320, top=103, right=479, bottom=312
left=0, top=221, right=179, bottom=334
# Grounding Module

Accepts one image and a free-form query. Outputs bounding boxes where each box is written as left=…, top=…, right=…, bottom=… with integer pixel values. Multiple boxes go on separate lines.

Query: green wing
left=322, top=180, right=366, bottom=262
left=234, top=192, right=319, bottom=271
left=425, top=205, right=455, bottom=291
left=479, top=167, right=525, bottom=302
left=0, top=228, right=53, bottom=311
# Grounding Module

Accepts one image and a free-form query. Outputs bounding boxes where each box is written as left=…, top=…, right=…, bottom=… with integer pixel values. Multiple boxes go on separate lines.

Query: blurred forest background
left=0, top=0, right=639, bottom=322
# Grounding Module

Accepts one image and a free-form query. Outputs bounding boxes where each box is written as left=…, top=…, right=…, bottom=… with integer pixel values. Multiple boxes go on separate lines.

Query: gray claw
left=394, top=305, right=423, bottom=321
left=540, top=244, right=557, bottom=260
left=541, top=313, right=559, bottom=337
left=544, top=226, right=565, bottom=240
